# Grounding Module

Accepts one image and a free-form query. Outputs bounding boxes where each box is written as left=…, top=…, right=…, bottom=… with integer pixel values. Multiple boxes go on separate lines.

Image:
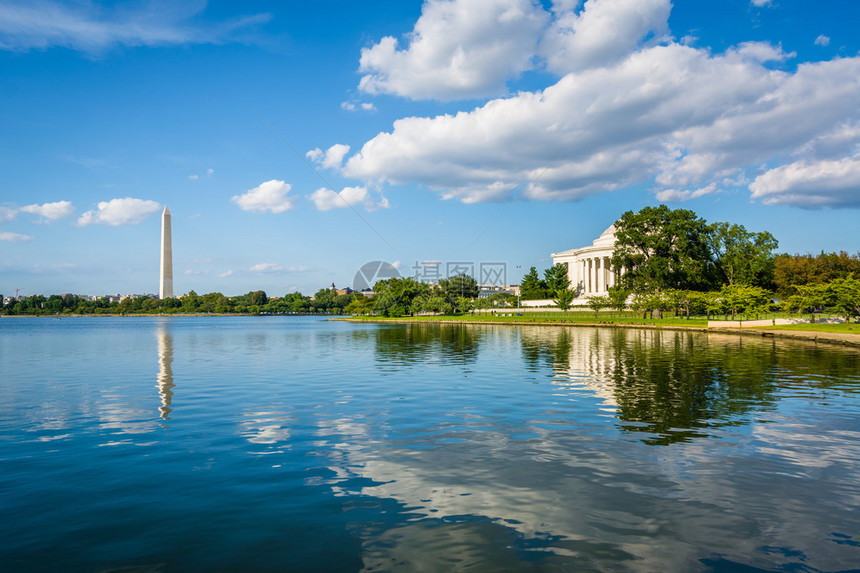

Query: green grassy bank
left=341, top=311, right=858, bottom=335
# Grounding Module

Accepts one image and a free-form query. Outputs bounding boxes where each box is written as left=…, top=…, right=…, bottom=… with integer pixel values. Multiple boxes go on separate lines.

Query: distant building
left=330, top=283, right=354, bottom=296
left=477, top=284, right=521, bottom=298
left=551, top=224, right=622, bottom=299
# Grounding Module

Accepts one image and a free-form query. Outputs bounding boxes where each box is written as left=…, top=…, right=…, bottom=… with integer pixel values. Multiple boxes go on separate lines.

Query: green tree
left=710, top=222, right=778, bottom=287
left=553, top=288, right=575, bottom=312
left=612, top=205, right=716, bottom=293
left=520, top=267, right=548, bottom=299
left=586, top=295, right=611, bottom=320
left=704, top=291, right=724, bottom=320
left=784, top=283, right=829, bottom=322
left=373, top=277, right=430, bottom=317
left=773, top=251, right=860, bottom=297
left=607, top=285, right=629, bottom=317
left=439, top=273, right=479, bottom=300
left=544, top=264, right=570, bottom=293
left=828, top=274, right=860, bottom=322
left=181, top=290, right=201, bottom=312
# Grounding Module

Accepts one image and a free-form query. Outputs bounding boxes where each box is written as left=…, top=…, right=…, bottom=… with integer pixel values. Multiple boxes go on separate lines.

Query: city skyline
left=1, top=0, right=859, bottom=297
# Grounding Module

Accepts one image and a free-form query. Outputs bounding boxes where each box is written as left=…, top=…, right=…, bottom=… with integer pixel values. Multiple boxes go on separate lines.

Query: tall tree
left=520, top=267, right=548, bottom=299
left=373, top=277, right=430, bottom=317
left=829, top=274, right=860, bottom=322
left=438, top=273, right=479, bottom=301
left=611, top=205, right=716, bottom=293
left=544, top=264, right=570, bottom=293
left=710, top=222, right=778, bottom=287
left=553, top=288, right=575, bottom=312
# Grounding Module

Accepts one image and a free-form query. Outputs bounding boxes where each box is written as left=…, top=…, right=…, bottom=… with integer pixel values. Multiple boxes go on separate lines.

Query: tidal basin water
left=2, top=317, right=860, bottom=572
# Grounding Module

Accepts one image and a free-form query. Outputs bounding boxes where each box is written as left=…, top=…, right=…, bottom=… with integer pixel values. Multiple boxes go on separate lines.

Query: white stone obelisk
left=159, top=206, right=173, bottom=299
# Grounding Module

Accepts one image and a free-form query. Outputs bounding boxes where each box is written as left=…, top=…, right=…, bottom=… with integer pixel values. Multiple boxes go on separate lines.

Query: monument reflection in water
left=353, top=323, right=860, bottom=571
left=1, top=317, right=859, bottom=573
left=156, top=324, right=174, bottom=418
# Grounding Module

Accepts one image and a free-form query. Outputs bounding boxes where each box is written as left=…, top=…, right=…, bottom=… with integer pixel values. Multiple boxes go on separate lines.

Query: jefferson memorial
left=551, top=224, right=621, bottom=299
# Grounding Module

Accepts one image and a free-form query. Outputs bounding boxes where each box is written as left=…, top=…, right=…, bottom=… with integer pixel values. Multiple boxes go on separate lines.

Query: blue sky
left=1, top=0, right=858, bottom=297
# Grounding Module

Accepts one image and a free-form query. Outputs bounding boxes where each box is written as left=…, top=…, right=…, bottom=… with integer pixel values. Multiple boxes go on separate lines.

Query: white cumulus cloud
left=20, top=200, right=75, bottom=220
left=77, top=197, right=160, bottom=226
left=655, top=183, right=719, bottom=203
left=541, top=0, right=672, bottom=74
left=306, top=144, right=351, bottom=170
left=309, top=186, right=390, bottom=212
left=749, top=156, right=860, bottom=208
left=358, top=0, right=548, bottom=100
left=342, top=37, right=860, bottom=208
left=814, top=35, right=830, bottom=47
left=0, top=231, right=32, bottom=242
left=232, top=180, right=297, bottom=213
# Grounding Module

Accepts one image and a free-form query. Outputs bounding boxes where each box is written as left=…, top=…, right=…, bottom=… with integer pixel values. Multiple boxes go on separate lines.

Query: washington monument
left=159, top=206, right=173, bottom=299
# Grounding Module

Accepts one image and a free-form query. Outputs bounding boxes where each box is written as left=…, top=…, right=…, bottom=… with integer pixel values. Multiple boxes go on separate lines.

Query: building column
left=598, top=257, right=605, bottom=293
left=605, top=256, right=613, bottom=290
left=585, top=259, right=590, bottom=293
left=588, top=257, right=597, bottom=294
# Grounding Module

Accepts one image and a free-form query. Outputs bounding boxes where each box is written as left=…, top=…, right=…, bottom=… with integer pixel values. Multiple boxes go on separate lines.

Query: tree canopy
left=611, top=205, right=716, bottom=293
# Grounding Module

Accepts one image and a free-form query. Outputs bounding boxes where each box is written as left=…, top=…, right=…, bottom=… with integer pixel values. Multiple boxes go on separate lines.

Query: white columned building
left=551, top=224, right=619, bottom=300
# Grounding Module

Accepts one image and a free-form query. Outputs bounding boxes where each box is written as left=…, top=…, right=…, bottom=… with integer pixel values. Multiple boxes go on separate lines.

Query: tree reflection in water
left=521, top=327, right=860, bottom=445
left=374, top=323, right=482, bottom=373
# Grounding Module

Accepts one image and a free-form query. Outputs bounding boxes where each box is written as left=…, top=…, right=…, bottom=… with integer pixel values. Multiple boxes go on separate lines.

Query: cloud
left=541, top=0, right=672, bottom=74
left=358, top=0, right=548, bottom=100
left=219, top=270, right=233, bottom=278
left=77, top=197, right=160, bottom=226
left=343, top=39, right=860, bottom=208
left=188, top=169, right=212, bottom=180
left=20, top=200, right=75, bottom=220
left=0, top=206, right=17, bottom=223
left=341, top=101, right=377, bottom=112
left=309, top=186, right=390, bottom=212
left=749, top=156, right=860, bottom=208
left=250, top=263, right=309, bottom=273
left=655, top=183, right=719, bottom=203
left=0, top=1, right=271, bottom=54
left=750, top=0, right=772, bottom=7
left=62, top=155, right=107, bottom=169
left=814, top=35, right=830, bottom=47
left=306, top=144, right=351, bottom=170
left=231, top=180, right=296, bottom=213
left=0, top=231, right=32, bottom=243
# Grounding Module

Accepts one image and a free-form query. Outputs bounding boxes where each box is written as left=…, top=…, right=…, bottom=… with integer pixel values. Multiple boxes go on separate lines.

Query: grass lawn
left=343, top=312, right=860, bottom=334
left=344, top=312, right=710, bottom=327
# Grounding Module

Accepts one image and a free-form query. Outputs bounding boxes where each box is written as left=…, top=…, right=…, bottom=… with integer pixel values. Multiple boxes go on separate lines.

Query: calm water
left=2, top=317, right=859, bottom=572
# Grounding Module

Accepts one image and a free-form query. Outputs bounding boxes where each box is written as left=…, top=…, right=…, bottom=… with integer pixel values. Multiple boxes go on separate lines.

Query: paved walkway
left=708, top=327, right=860, bottom=348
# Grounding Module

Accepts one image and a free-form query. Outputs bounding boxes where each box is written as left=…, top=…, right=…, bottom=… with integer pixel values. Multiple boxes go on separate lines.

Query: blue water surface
left=1, top=316, right=859, bottom=572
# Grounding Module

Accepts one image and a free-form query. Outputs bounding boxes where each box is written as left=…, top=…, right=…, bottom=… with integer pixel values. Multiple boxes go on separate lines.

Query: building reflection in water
left=157, top=324, right=175, bottom=418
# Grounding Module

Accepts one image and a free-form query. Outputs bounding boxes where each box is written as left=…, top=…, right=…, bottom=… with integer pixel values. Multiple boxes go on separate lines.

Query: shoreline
left=4, top=313, right=857, bottom=348
left=338, top=317, right=860, bottom=349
